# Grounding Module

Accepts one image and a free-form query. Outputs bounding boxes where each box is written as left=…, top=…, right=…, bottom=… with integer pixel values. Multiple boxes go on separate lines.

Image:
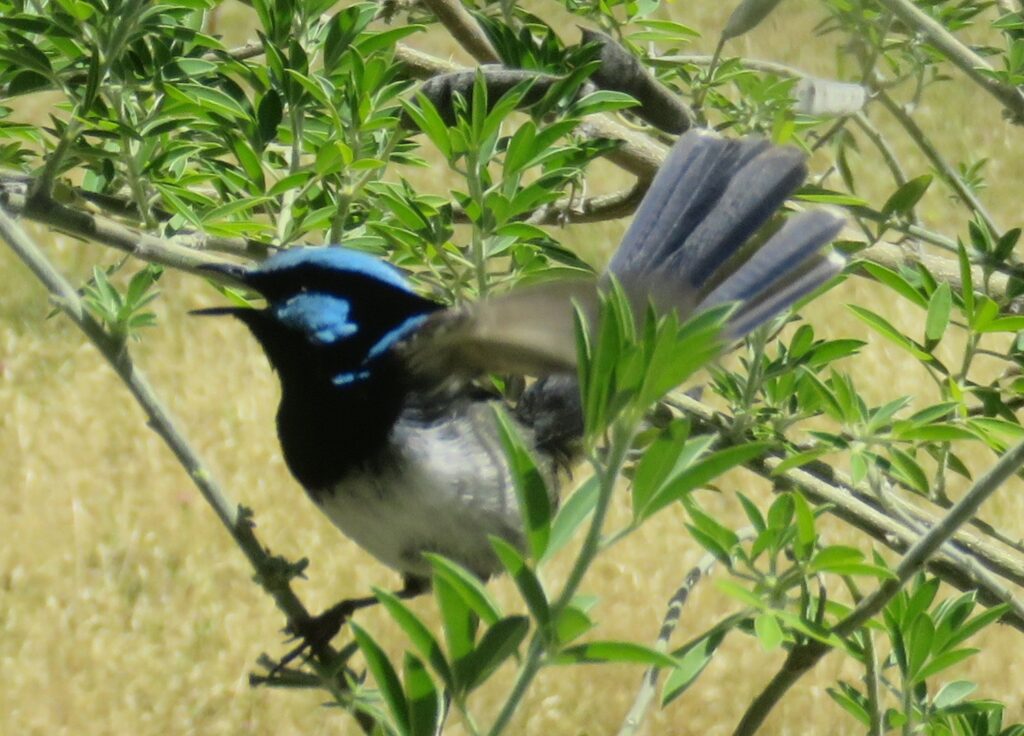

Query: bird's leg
left=274, top=575, right=430, bottom=673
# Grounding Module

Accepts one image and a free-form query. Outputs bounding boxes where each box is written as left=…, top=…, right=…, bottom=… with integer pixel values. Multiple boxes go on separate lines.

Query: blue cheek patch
left=274, top=293, right=358, bottom=345
left=366, top=314, right=429, bottom=362
left=329, top=315, right=429, bottom=386
left=333, top=369, right=370, bottom=386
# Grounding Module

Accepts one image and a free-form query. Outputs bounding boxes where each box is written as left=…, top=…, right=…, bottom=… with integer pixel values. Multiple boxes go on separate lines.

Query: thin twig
left=852, top=112, right=911, bottom=197
left=668, top=394, right=1024, bottom=631
left=0, top=205, right=369, bottom=731
left=0, top=188, right=263, bottom=268
left=873, top=88, right=1000, bottom=235
left=872, top=0, right=1024, bottom=124
left=731, top=438, right=1024, bottom=736
left=421, top=0, right=499, bottom=64
left=618, top=540, right=739, bottom=735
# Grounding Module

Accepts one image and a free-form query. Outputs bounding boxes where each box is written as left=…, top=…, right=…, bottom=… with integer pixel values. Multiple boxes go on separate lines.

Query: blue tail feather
left=606, top=131, right=842, bottom=336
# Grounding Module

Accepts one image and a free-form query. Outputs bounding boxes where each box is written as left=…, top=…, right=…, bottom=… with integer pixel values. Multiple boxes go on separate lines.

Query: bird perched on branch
left=196, top=130, right=844, bottom=642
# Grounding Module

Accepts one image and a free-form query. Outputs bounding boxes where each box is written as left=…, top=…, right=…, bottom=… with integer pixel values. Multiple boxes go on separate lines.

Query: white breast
left=314, top=405, right=539, bottom=579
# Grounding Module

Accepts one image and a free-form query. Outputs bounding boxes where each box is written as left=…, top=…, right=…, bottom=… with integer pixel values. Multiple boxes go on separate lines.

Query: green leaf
left=460, top=616, right=529, bottom=692
left=881, top=174, right=932, bottom=219
left=493, top=407, right=552, bottom=560
left=939, top=603, right=1009, bottom=651
left=403, top=94, right=453, bottom=159
left=355, top=24, right=426, bottom=56
left=754, top=613, right=784, bottom=651
left=546, top=475, right=599, bottom=561
left=906, top=614, right=935, bottom=679
left=556, top=641, right=678, bottom=668
left=426, top=554, right=501, bottom=625
left=433, top=575, right=476, bottom=669
left=569, top=90, right=639, bottom=118
left=375, top=588, right=454, bottom=690
left=661, top=626, right=728, bottom=706
left=555, top=604, right=594, bottom=645
left=976, top=315, right=1024, bottom=333
left=631, top=418, right=692, bottom=517
left=933, top=680, right=977, bottom=709
left=847, top=305, right=933, bottom=362
left=490, top=537, right=551, bottom=629
left=791, top=492, right=816, bottom=558
left=924, top=281, right=952, bottom=344
left=866, top=396, right=911, bottom=434
left=267, top=171, right=313, bottom=197
left=810, top=545, right=864, bottom=573
left=231, top=138, right=264, bottom=187
left=403, top=653, right=442, bottom=736
left=860, top=262, right=928, bottom=308
left=255, top=89, right=283, bottom=147
left=770, top=447, right=831, bottom=475
left=827, top=685, right=871, bottom=727
left=167, top=83, right=250, bottom=120
left=913, top=647, right=979, bottom=684
left=735, top=492, right=766, bottom=531
left=894, top=423, right=978, bottom=442
left=887, top=447, right=930, bottom=495
left=716, top=579, right=763, bottom=609
left=639, top=442, right=770, bottom=520
left=351, top=622, right=409, bottom=734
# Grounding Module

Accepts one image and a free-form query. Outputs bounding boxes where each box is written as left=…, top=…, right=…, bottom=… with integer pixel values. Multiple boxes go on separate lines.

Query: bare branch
left=872, top=0, right=1024, bottom=124
left=0, top=205, right=361, bottom=712
left=732, top=437, right=1024, bottom=736
left=421, top=0, right=499, bottom=64
left=669, top=394, right=1024, bottom=631
left=874, top=88, right=1000, bottom=235
left=0, top=188, right=263, bottom=270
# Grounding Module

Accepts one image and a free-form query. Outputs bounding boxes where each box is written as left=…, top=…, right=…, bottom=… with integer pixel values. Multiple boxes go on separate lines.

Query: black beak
left=191, top=261, right=257, bottom=318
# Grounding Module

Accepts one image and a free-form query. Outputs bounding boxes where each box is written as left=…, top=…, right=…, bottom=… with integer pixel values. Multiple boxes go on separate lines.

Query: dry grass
left=2, top=2, right=1023, bottom=734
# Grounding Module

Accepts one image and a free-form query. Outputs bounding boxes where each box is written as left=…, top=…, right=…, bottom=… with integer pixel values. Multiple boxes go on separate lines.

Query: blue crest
left=257, top=246, right=413, bottom=293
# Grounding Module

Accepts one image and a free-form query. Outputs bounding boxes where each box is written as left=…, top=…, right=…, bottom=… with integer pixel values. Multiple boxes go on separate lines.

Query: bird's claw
left=270, top=600, right=358, bottom=676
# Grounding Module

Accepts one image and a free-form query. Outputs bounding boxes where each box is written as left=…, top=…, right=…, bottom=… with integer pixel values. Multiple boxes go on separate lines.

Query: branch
left=732, top=437, right=1024, bottom=736
left=0, top=206, right=363, bottom=715
left=669, top=394, right=1024, bottom=631
left=526, top=184, right=648, bottom=225
left=873, top=88, right=1000, bottom=235
left=421, top=0, right=499, bottom=64
left=872, top=0, right=1024, bottom=124
left=618, top=539, right=741, bottom=735
left=0, top=187, right=264, bottom=269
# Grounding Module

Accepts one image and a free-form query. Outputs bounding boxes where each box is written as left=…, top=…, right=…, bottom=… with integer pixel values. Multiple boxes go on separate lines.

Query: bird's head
left=194, top=247, right=443, bottom=389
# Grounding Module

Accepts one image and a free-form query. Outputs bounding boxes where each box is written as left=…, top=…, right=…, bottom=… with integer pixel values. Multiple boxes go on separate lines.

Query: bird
left=195, top=130, right=845, bottom=646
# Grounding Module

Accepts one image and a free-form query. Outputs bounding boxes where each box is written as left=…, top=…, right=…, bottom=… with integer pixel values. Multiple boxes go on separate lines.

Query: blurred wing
left=398, top=278, right=599, bottom=384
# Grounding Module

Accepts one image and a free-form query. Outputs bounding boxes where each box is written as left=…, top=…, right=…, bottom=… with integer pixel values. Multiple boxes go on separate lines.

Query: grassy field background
left=2, top=1, right=1022, bottom=734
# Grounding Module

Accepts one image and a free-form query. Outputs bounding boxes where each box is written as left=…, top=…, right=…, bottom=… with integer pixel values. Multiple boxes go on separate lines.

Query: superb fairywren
left=197, top=131, right=844, bottom=592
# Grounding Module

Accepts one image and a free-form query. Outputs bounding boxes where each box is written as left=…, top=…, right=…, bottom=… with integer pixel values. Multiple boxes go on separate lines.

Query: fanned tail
left=404, top=131, right=845, bottom=393
left=608, top=130, right=844, bottom=336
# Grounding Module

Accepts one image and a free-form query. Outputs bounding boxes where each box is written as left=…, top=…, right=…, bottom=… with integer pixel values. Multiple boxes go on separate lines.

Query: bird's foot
left=267, top=577, right=430, bottom=676
left=273, top=597, right=373, bottom=675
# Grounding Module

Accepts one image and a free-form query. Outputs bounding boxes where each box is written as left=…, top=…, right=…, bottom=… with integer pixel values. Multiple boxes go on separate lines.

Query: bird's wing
left=395, top=130, right=845, bottom=385
left=396, top=278, right=599, bottom=383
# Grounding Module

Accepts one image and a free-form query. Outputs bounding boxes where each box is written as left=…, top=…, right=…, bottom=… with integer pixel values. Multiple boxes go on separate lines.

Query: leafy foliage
left=2, top=0, right=1023, bottom=735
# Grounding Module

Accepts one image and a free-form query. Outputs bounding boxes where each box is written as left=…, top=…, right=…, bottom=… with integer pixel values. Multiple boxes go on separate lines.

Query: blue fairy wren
left=196, top=130, right=844, bottom=634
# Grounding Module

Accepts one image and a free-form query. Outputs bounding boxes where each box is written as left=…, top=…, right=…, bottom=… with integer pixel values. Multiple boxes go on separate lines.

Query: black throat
left=275, top=358, right=407, bottom=494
